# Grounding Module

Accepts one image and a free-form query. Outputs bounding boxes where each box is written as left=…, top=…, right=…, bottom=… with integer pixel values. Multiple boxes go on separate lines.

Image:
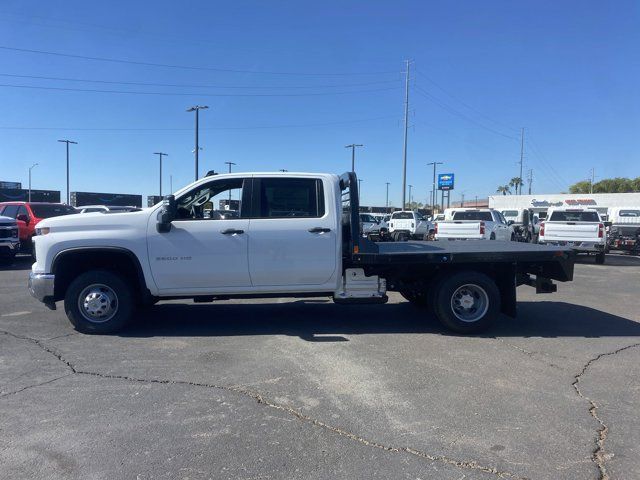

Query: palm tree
left=496, top=185, right=511, bottom=196
left=509, top=177, right=524, bottom=195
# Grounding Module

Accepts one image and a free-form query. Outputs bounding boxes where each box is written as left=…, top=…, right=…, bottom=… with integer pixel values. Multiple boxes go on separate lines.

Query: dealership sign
left=531, top=198, right=597, bottom=207
left=437, top=173, right=455, bottom=191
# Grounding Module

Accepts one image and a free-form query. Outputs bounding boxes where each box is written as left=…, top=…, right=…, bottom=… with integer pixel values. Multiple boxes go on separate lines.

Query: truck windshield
left=360, top=214, right=377, bottom=223
left=549, top=211, right=600, bottom=222
left=392, top=212, right=413, bottom=219
left=452, top=211, right=493, bottom=221
left=502, top=210, right=518, bottom=217
left=31, top=204, right=77, bottom=218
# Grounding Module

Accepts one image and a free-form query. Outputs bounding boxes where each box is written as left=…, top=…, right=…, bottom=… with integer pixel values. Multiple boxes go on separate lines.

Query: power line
left=0, top=72, right=401, bottom=90
left=415, top=70, right=519, bottom=134
left=413, top=85, right=519, bottom=141
left=0, top=45, right=400, bottom=77
left=0, top=82, right=401, bottom=98
left=0, top=114, right=403, bottom=132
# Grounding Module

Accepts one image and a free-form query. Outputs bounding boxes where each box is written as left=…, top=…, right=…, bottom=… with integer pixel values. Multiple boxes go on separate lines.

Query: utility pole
left=385, top=182, right=390, bottom=211
left=408, top=184, right=413, bottom=208
left=527, top=169, right=533, bottom=195
left=58, top=139, right=77, bottom=204
left=358, top=179, right=363, bottom=203
left=589, top=168, right=595, bottom=194
left=154, top=152, right=168, bottom=196
left=28, top=163, right=38, bottom=202
left=345, top=144, right=363, bottom=172
left=187, top=105, right=208, bottom=181
left=475, top=195, right=478, bottom=206
left=461, top=192, right=465, bottom=207
left=427, top=161, right=443, bottom=215
left=170, top=175, right=173, bottom=193
left=518, top=127, right=525, bottom=195
left=225, top=161, right=236, bottom=206
left=401, top=59, right=411, bottom=212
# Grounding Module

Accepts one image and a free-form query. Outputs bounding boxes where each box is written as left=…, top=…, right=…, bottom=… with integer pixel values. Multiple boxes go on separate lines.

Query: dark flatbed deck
left=352, top=241, right=574, bottom=279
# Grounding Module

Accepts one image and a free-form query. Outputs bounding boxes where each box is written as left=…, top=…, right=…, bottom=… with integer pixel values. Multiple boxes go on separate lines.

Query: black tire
left=432, top=271, right=501, bottom=334
left=490, top=233, right=496, bottom=240
left=595, top=252, right=606, bottom=264
left=0, top=255, right=15, bottom=267
left=400, top=290, right=428, bottom=307
left=64, top=269, right=134, bottom=334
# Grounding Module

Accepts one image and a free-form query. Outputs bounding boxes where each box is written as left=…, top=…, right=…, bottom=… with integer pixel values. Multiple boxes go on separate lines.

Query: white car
left=538, top=207, right=606, bottom=263
left=387, top=211, right=433, bottom=240
left=436, top=208, right=513, bottom=241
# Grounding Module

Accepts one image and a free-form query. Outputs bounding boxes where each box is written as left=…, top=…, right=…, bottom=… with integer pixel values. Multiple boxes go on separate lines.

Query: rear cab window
left=619, top=210, right=640, bottom=217
left=549, top=210, right=600, bottom=222
left=254, top=178, right=325, bottom=218
left=391, top=212, right=414, bottom=220
left=452, top=211, right=493, bottom=221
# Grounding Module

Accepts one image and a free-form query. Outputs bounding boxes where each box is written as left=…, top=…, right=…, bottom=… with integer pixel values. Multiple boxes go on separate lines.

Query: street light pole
left=358, top=179, right=363, bottom=203
left=385, top=182, right=390, bottom=211
left=401, top=59, right=411, bottom=213
left=187, top=105, right=209, bottom=181
left=154, top=152, right=168, bottom=196
left=408, top=184, right=413, bottom=209
left=345, top=144, right=363, bottom=172
left=58, top=139, right=77, bottom=204
left=427, top=161, right=443, bottom=215
left=28, top=163, right=38, bottom=202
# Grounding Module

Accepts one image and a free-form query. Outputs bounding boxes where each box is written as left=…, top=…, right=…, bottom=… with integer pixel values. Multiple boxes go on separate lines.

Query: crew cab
left=29, top=172, right=574, bottom=335
left=0, top=215, right=20, bottom=265
left=435, top=208, right=514, bottom=241
left=387, top=211, right=433, bottom=240
left=0, top=202, right=77, bottom=256
left=538, top=207, right=606, bottom=263
left=606, top=207, right=640, bottom=255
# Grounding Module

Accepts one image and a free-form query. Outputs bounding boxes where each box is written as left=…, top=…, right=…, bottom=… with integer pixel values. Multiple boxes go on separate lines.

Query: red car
left=0, top=202, right=77, bottom=256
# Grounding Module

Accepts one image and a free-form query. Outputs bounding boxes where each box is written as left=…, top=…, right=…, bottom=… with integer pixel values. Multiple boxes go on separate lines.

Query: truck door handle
left=308, top=227, right=331, bottom=233
left=220, top=228, right=244, bottom=235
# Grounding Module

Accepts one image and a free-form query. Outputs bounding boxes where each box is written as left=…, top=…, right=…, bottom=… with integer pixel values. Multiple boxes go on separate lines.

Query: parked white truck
left=435, top=208, right=514, bottom=241
left=387, top=211, right=433, bottom=241
left=28, top=172, right=575, bottom=335
left=538, top=207, right=607, bottom=263
left=606, top=207, right=640, bottom=255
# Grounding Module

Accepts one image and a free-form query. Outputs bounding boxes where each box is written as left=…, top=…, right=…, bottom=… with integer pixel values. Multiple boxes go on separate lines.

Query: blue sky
left=0, top=0, right=638, bottom=207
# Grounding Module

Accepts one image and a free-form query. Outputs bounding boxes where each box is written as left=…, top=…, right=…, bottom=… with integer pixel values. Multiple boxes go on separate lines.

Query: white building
left=489, top=193, right=640, bottom=219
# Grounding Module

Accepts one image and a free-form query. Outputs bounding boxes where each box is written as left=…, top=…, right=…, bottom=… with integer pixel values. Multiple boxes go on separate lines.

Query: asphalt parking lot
left=1, top=254, right=639, bottom=480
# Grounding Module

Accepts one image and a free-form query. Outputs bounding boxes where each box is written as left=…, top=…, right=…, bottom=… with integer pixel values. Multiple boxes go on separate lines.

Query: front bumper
left=0, top=241, right=20, bottom=256
left=28, top=272, right=55, bottom=302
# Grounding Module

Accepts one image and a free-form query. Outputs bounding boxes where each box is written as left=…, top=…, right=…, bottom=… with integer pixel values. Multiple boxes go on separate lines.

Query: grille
left=0, top=228, right=18, bottom=239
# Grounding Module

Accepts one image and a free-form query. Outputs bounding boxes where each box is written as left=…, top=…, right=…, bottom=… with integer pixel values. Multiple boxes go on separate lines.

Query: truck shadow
left=1, top=255, right=33, bottom=271
left=575, top=253, right=640, bottom=267
left=125, top=300, right=640, bottom=340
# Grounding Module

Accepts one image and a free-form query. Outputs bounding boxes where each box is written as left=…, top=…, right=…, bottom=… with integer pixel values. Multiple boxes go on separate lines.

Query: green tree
left=509, top=177, right=524, bottom=195
left=496, top=185, right=511, bottom=195
left=570, top=177, right=640, bottom=194
left=569, top=180, right=591, bottom=194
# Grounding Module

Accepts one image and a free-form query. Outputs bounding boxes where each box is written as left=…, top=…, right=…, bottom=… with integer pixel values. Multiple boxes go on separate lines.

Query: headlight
left=36, top=227, right=50, bottom=235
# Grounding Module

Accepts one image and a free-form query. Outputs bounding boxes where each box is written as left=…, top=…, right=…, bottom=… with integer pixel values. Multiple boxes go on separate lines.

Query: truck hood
left=0, top=215, right=16, bottom=225
left=38, top=209, right=151, bottom=231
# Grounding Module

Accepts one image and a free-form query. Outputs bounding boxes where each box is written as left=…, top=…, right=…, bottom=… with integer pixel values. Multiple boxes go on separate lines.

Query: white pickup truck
left=387, top=211, right=433, bottom=241
left=435, top=208, right=514, bottom=241
left=28, top=172, right=575, bottom=335
left=538, top=207, right=607, bottom=263
left=607, top=207, right=640, bottom=255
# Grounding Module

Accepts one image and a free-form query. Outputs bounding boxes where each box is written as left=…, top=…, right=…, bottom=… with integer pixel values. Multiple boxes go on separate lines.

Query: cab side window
left=16, top=205, right=29, bottom=219
left=175, top=178, right=244, bottom=220
left=254, top=178, right=324, bottom=218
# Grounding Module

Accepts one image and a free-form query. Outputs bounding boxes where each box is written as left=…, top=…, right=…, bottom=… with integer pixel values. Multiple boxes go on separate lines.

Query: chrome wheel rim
left=78, top=284, right=118, bottom=323
left=450, top=284, right=489, bottom=323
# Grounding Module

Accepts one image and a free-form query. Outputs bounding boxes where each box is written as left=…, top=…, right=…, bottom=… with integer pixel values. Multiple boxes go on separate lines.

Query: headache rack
left=339, top=172, right=379, bottom=258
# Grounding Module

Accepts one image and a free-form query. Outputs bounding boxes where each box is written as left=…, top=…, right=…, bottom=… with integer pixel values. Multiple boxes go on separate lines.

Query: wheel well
left=52, top=248, right=148, bottom=302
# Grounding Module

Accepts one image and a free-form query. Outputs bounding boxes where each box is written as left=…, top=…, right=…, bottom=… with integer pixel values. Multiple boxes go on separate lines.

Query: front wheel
left=64, top=270, right=134, bottom=334
left=432, top=271, right=501, bottom=334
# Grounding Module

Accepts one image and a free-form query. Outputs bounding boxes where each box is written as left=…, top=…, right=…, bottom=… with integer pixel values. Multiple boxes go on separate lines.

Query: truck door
left=247, top=177, right=338, bottom=289
left=147, top=177, right=252, bottom=293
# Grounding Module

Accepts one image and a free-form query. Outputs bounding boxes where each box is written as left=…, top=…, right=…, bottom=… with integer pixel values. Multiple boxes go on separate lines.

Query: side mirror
left=157, top=195, right=176, bottom=233
left=16, top=213, right=29, bottom=224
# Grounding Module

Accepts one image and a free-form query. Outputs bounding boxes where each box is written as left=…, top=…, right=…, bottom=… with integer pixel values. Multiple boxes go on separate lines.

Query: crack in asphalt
left=0, top=329, right=523, bottom=479
left=0, top=373, right=73, bottom=398
left=572, top=342, right=640, bottom=480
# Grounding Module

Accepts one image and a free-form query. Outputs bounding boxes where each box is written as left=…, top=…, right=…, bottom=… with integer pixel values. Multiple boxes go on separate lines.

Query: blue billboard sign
left=438, top=173, right=455, bottom=191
